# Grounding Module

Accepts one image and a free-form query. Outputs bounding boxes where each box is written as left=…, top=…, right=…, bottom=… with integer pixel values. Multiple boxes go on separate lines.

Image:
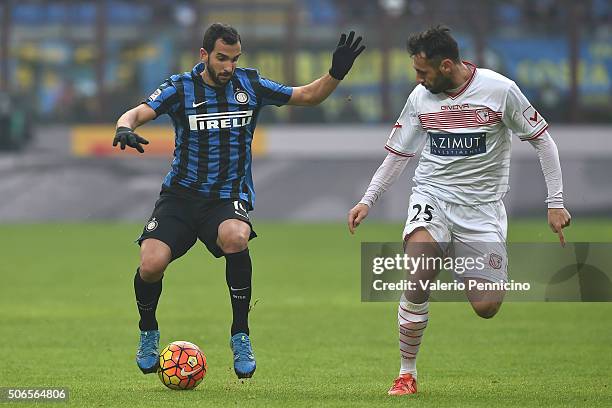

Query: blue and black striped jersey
left=144, top=62, right=293, bottom=209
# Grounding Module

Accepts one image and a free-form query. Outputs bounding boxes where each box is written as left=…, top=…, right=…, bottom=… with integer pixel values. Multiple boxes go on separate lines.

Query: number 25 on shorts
left=409, top=203, right=434, bottom=223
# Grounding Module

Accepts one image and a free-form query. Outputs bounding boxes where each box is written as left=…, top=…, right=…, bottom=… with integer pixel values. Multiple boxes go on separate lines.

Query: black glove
left=112, top=126, right=149, bottom=153
left=329, top=31, right=366, bottom=80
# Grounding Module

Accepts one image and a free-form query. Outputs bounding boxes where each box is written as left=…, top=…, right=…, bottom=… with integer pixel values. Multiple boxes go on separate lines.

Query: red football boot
left=387, top=373, right=417, bottom=395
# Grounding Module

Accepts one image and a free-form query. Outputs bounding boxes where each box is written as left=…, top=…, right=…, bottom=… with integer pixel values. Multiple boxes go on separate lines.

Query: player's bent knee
left=219, top=234, right=249, bottom=254
left=139, top=239, right=171, bottom=281
left=139, top=256, right=169, bottom=281
left=472, top=302, right=502, bottom=319
left=218, top=220, right=250, bottom=254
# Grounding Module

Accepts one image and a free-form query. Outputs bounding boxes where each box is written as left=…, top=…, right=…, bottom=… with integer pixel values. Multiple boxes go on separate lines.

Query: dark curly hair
left=202, top=23, right=241, bottom=53
left=407, top=25, right=460, bottom=64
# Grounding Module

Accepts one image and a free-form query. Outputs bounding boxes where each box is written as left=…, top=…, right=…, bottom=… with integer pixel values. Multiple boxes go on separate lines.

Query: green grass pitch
left=1, top=219, right=611, bottom=407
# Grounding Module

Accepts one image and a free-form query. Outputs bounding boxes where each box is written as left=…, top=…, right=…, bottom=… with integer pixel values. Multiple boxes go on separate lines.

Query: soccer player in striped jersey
left=347, top=26, right=571, bottom=395
left=114, top=23, right=365, bottom=378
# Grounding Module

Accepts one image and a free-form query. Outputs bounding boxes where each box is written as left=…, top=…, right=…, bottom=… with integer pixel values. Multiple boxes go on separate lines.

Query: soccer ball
left=157, top=341, right=207, bottom=390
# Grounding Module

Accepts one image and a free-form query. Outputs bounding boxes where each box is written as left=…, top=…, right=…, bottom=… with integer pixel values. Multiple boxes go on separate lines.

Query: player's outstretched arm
left=289, top=31, right=365, bottom=106
left=528, top=131, right=571, bottom=246
left=348, top=152, right=411, bottom=234
left=113, top=104, right=156, bottom=153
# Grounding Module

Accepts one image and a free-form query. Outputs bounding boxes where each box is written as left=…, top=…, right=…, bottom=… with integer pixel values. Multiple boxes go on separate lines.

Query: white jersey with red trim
left=386, top=63, right=548, bottom=205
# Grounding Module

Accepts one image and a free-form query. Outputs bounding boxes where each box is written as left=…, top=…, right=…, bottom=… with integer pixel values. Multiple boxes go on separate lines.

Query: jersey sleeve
left=502, top=82, right=548, bottom=141
left=253, top=73, right=293, bottom=107
left=142, top=79, right=181, bottom=118
left=385, top=93, right=427, bottom=157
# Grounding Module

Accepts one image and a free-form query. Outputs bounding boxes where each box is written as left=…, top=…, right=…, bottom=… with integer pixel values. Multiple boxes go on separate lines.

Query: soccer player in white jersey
left=347, top=26, right=571, bottom=395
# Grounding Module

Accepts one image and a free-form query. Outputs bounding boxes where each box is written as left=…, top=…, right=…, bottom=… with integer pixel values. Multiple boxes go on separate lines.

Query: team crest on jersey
left=429, top=132, right=486, bottom=156
left=148, top=88, right=162, bottom=102
left=475, top=109, right=492, bottom=124
left=489, top=253, right=503, bottom=269
left=145, top=218, right=158, bottom=232
left=234, top=90, right=249, bottom=104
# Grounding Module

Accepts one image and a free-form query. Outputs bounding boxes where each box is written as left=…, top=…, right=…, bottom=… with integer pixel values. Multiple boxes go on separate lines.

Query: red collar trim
left=445, top=61, right=477, bottom=99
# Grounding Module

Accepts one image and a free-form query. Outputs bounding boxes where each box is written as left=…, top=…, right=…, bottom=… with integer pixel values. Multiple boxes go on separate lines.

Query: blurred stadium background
left=0, top=0, right=610, bottom=221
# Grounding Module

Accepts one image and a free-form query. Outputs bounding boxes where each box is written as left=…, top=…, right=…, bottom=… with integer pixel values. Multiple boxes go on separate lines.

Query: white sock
left=397, top=298, right=429, bottom=379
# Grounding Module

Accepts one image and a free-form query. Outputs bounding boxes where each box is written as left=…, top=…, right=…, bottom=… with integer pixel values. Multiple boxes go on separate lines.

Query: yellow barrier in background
left=71, top=125, right=267, bottom=157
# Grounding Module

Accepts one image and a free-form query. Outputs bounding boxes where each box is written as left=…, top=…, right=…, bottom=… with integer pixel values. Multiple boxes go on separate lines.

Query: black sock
left=134, top=268, right=162, bottom=331
left=225, top=249, right=252, bottom=336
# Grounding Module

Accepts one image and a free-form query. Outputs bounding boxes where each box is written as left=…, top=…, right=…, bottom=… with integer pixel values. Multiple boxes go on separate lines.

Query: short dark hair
left=407, top=25, right=460, bottom=64
left=202, top=23, right=241, bottom=53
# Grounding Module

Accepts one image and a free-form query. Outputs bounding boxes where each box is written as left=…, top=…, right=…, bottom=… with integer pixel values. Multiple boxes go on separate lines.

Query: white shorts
left=402, top=187, right=508, bottom=283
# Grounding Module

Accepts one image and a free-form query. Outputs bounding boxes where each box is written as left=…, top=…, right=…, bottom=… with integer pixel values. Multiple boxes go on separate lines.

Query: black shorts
left=136, top=185, right=256, bottom=259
